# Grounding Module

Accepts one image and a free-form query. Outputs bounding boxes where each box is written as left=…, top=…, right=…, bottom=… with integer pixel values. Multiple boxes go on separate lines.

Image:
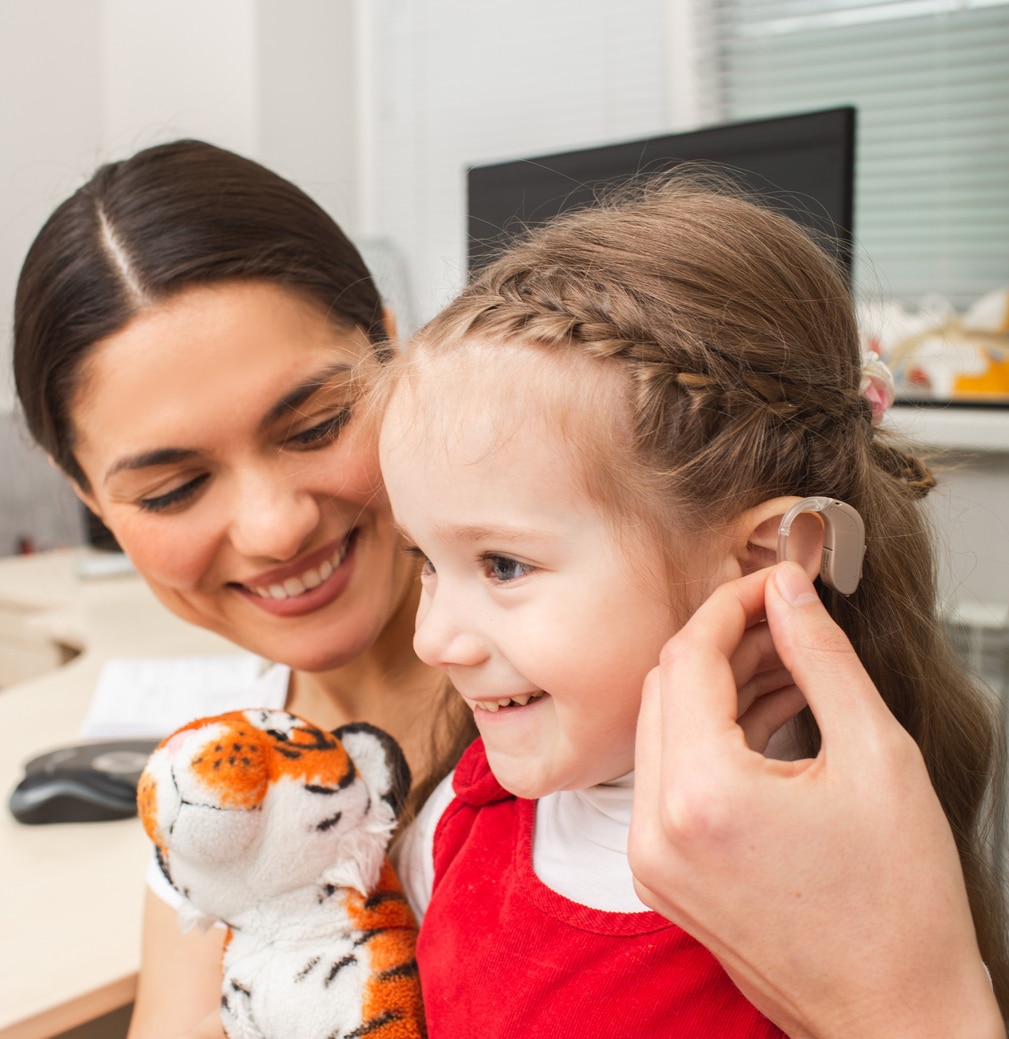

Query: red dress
left=417, top=739, right=786, bottom=1038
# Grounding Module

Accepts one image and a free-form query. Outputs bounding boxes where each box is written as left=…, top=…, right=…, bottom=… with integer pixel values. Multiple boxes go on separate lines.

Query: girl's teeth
left=473, top=693, right=542, bottom=712
left=269, top=584, right=286, bottom=599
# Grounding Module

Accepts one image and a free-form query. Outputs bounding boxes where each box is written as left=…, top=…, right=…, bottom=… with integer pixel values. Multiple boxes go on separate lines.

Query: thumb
left=765, top=562, right=894, bottom=749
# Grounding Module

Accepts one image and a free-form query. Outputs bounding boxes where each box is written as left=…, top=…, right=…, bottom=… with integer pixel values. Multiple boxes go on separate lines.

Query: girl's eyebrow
left=392, top=519, right=544, bottom=547
left=103, top=362, right=356, bottom=484
left=431, top=523, right=556, bottom=547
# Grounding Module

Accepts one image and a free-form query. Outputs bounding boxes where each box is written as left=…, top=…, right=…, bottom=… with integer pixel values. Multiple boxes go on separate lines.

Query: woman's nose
left=227, top=469, right=320, bottom=561
left=413, top=587, right=489, bottom=671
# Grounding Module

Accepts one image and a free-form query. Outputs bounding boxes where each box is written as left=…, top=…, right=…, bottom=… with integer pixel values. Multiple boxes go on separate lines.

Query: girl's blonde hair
left=408, top=175, right=1009, bottom=1008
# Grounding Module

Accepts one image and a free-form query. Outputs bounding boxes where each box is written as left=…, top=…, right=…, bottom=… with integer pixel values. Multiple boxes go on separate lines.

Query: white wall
left=362, top=0, right=674, bottom=331
left=100, top=0, right=259, bottom=159
left=0, top=1, right=103, bottom=414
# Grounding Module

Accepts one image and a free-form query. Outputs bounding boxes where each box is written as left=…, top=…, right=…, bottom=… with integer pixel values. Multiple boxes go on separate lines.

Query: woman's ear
left=67, top=475, right=102, bottom=523
left=381, top=307, right=399, bottom=344
left=734, top=496, right=824, bottom=580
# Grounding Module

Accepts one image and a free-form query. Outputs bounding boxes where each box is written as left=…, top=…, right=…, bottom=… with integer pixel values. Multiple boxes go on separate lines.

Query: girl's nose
left=228, top=469, right=321, bottom=562
left=413, top=588, right=489, bottom=671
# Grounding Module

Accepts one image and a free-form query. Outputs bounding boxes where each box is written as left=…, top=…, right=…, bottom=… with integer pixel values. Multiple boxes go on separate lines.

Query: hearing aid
left=776, top=497, right=865, bottom=596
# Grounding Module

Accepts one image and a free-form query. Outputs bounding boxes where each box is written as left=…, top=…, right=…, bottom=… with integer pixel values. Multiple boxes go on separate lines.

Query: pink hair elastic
left=777, top=497, right=865, bottom=595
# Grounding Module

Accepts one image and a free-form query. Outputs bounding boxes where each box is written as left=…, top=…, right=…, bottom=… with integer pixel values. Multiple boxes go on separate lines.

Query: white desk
left=0, top=549, right=234, bottom=1039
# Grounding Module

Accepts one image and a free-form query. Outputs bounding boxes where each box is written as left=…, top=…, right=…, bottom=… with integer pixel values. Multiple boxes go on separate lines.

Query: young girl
left=378, top=179, right=1009, bottom=1035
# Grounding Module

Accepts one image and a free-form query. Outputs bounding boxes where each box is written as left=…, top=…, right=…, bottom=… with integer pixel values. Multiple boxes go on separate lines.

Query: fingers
left=656, top=568, right=776, bottom=747
left=729, top=622, right=783, bottom=710
left=630, top=666, right=683, bottom=900
left=765, top=562, right=896, bottom=746
left=736, top=684, right=807, bottom=752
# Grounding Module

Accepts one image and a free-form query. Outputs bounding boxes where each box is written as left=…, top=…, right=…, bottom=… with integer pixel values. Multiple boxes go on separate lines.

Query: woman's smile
left=234, top=531, right=359, bottom=617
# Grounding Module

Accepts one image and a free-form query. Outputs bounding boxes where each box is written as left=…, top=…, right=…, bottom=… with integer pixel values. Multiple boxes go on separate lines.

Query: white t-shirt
left=144, top=662, right=290, bottom=909
left=394, top=720, right=808, bottom=921
left=394, top=769, right=650, bottom=921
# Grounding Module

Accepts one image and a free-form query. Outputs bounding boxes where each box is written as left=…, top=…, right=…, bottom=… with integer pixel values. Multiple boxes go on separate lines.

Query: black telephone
left=9, top=738, right=159, bottom=824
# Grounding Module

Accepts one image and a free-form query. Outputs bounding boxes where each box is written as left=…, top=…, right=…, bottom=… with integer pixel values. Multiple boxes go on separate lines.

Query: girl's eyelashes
left=286, top=407, right=352, bottom=449
left=399, top=545, right=533, bottom=583
left=403, top=544, right=435, bottom=576
left=138, top=473, right=210, bottom=514
left=480, top=553, right=533, bottom=583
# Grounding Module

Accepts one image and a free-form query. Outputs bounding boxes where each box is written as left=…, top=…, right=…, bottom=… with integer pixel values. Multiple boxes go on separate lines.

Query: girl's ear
left=734, top=496, right=824, bottom=580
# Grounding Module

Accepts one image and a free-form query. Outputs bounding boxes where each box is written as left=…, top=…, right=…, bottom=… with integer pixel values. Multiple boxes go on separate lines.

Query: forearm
left=126, top=890, right=226, bottom=1039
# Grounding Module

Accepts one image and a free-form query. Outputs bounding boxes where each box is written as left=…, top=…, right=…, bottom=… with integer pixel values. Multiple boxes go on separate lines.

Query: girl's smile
left=464, top=690, right=547, bottom=712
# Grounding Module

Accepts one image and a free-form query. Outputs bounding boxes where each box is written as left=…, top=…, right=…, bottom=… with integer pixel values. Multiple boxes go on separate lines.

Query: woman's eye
left=288, top=409, right=351, bottom=449
left=138, top=474, right=210, bottom=514
left=482, top=554, right=533, bottom=583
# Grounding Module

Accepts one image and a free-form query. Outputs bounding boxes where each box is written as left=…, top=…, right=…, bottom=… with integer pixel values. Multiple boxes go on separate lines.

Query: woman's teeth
left=248, top=538, right=351, bottom=600
left=473, top=692, right=545, bottom=713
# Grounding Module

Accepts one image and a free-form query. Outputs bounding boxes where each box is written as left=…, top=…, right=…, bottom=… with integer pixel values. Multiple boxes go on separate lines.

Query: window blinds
left=693, top=0, right=1009, bottom=309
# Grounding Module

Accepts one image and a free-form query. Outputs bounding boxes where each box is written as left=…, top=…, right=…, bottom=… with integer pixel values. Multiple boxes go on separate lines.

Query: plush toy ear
left=332, top=722, right=412, bottom=821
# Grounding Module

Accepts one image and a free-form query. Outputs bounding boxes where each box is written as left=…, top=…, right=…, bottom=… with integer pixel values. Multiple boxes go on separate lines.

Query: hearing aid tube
left=776, top=497, right=865, bottom=596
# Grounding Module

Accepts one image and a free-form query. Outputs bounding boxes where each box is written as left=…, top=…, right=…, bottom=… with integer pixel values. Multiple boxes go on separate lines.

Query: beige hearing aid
left=776, top=497, right=865, bottom=596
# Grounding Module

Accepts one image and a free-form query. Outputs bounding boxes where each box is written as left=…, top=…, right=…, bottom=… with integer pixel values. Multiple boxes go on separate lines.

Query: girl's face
left=379, top=343, right=722, bottom=798
left=71, top=281, right=416, bottom=672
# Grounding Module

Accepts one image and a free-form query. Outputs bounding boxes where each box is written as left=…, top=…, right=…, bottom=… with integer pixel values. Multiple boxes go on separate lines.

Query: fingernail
left=774, top=562, right=819, bottom=606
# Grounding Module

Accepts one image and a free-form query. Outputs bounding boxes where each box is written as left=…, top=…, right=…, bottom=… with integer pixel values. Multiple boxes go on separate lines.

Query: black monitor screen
left=467, top=107, right=855, bottom=280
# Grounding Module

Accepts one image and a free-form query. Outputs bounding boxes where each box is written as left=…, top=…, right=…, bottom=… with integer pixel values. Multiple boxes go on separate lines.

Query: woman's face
left=70, top=281, right=415, bottom=672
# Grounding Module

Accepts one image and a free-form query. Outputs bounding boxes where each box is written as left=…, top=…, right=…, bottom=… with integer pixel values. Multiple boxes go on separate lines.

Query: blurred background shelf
left=886, top=405, right=1009, bottom=454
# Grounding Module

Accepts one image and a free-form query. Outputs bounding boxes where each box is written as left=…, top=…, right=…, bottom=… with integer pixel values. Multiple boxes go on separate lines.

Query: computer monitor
left=467, top=106, right=855, bottom=280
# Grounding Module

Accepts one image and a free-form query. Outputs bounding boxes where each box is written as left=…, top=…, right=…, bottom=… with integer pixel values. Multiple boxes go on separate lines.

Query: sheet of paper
left=80, top=653, right=267, bottom=739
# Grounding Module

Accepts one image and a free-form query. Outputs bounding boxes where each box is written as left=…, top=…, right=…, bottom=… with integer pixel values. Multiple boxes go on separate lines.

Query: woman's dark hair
left=14, top=139, right=389, bottom=490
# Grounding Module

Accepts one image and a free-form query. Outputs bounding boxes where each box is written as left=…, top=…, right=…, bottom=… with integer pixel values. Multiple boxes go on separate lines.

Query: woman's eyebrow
left=258, top=362, right=354, bottom=432
left=103, top=363, right=356, bottom=484
left=104, top=447, right=201, bottom=484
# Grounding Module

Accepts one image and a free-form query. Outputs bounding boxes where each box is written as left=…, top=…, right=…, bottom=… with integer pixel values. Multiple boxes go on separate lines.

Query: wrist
left=835, top=973, right=1004, bottom=1039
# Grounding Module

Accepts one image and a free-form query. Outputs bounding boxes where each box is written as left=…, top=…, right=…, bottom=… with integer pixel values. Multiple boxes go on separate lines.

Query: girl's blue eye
left=289, top=408, right=351, bottom=448
left=483, top=554, right=532, bottom=583
left=138, top=474, right=210, bottom=513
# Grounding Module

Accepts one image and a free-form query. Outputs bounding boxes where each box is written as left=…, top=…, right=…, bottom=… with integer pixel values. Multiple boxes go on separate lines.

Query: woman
left=13, top=139, right=474, bottom=1039
left=14, top=141, right=1002, bottom=1038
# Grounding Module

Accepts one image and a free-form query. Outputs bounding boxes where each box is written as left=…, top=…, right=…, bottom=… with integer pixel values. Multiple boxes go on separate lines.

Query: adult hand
left=629, top=562, right=1003, bottom=1039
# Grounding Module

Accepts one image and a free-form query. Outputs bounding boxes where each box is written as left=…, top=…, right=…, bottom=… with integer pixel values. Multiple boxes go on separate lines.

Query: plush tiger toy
left=137, top=709, right=425, bottom=1039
